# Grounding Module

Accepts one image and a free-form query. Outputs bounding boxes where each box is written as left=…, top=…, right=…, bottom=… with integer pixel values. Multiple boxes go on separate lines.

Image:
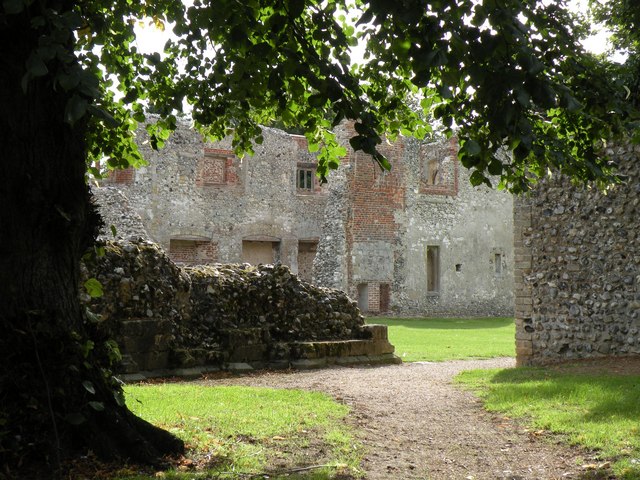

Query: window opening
left=380, top=283, right=391, bottom=312
left=201, top=155, right=226, bottom=185
left=426, top=159, right=441, bottom=185
left=494, top=253, right=502, bottom=274
left=297, top=167, right=314, bottom=191
left=426, top=246, right=440, bottom=292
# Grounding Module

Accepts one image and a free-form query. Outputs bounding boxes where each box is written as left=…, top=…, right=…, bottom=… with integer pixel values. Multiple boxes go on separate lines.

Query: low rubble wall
left=81, top=240, right=398, bottom=376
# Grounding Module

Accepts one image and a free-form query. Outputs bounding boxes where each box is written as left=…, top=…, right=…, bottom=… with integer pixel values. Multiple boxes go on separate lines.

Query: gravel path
left=200, top=358, right=594, bottom=479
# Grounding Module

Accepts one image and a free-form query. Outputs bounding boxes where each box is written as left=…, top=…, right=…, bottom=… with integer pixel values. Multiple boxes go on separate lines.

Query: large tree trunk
left=0, top=4, right=183, bottom=478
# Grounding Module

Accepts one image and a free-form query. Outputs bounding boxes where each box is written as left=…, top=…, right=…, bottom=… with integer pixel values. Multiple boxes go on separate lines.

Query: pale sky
left=568, top=0, right=614, bottom=56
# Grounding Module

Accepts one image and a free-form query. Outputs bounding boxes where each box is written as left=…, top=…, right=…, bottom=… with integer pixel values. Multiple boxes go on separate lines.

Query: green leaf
left=349, top=135, right=363, bottom=150
left=515, top=89, right=530, bottom=107
left=64, top=94, right=88, bottom=125
left=308, top=93, right=325, bottom=108
left=469, top=170, right=489, bottom=186
left=26, top=53, right=48, bottom=77
left=391, top=38, right=411, bottom=57
left=521, top=53, right=545, bottom=75
left=30, top=16, right=46, bottom=28
left=287, top=0, right=304, bottom=18
left=82, top=380, right=95, bottom=395
left=87, top=105, right=119, bottom=128
left=57, top=72, right=81, bottom=91
left=84, top=278, right=103, bottom=298
left=561, top=93, right=583, bottom=112
left=88, top=401, right=105, bottom=412
left=85, top=308, right=102, bottom=324
left=110, top=225, right=117, bottom=237
left=65, top=413, right=86, bottom=426
left=20, top=73, right=30, bottom=93
left=374, top=153, right=391, bottom=170
left=464, top=139, right=481, bottom=156
left=488, top=159, right=503, bottom=176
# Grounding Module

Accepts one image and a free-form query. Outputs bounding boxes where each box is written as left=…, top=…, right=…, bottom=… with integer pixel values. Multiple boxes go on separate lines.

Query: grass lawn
left=370, top=317, right=515, bottom=361
left=457, top=367, right=640, bottom=479
left=106, top=318, right=514, bottom=478
left=111, top=384, right=362, bottom=479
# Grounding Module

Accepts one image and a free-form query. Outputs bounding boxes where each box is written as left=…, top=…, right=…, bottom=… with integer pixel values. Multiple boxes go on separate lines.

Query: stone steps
left=118, top=324, right=400, bottom=382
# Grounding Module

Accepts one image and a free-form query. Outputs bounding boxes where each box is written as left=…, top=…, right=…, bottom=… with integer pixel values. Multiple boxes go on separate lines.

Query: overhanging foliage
left=5, top=0, right=638, bottom=193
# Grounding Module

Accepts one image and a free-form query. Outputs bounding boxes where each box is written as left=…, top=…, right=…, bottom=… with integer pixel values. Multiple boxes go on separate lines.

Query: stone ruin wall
left=104, top=124, right=326, bottom=282
left=80, top=239, right=397, bottom=376
left=314, top=126, right=514, bottom=316
left=92, top=186, right=150, bottom=241
left=515, top=141, right=640, bottom=365
left=103, top=121, right=514, bottom=317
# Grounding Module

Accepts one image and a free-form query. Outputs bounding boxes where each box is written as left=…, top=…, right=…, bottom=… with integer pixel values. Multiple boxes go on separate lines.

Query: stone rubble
left=91, top=186, right=150, bottom=242
left=80, top=239, right=396, bottom=374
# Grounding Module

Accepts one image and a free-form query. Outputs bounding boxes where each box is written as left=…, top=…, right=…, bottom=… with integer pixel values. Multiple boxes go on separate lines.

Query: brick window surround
left=196, top=148, right=238, bottom=186
left=419, top=137, right=459, bottom=196
left=106, top=166, right=135, bottom=184
left=169, top=239, right=218, bottom=265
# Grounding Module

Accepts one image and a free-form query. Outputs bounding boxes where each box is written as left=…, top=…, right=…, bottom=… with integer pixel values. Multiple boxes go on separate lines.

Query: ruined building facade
left=103, top=123, right=514, bottom=316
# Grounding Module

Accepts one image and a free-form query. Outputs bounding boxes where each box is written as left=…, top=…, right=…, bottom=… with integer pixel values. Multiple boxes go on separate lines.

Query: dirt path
left=200, top=358, right=598, bottom=479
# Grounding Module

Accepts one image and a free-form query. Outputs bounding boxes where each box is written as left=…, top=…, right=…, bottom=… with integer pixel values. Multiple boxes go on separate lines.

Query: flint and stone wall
left=92, top=186, right=150, bottom=241
left=314, top=126, right=514, bottom=316
left=515, top=142, right=640, bottom=365
left=102, top=122, right=514, bottom=316
left=105, top=125, right=325, bottom=282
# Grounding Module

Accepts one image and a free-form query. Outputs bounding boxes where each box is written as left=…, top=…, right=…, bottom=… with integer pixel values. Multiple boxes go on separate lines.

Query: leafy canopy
left=589, top=0, right=640, bottom=109
left=7, top=0, right=639, bottom=192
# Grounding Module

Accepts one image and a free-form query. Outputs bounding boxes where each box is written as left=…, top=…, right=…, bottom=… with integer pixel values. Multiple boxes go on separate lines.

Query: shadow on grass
left=462, top=367, right=640, bottom=479
left=370, top=317, right=514, bottom=330
left=485, top=367, right=640, bottom=423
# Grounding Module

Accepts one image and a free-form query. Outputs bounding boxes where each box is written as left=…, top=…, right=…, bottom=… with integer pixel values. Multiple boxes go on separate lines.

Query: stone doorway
left=357, top=284, right=369, bottom=312
left=297, top=240, right=318, bottom=282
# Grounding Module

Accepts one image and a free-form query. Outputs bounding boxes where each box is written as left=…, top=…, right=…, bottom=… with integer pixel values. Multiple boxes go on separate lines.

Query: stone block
left=290, top=358, right=328, bottom=369
left=363, top=324, right=390, bottom=341
left=227, top=362, right=255, bottom=372
left=515, top=330, right=533, bottom=341
left=228, top=344, right=268, bottom=362
left=135, top=350, right=170, bottom=371
left=516, top=339, right=533, bottom=357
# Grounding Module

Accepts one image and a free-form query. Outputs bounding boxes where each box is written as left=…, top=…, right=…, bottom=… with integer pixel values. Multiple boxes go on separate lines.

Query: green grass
left=369, top=317, right=515, bottom=361
left=457, top=367, right=640, bottom=479
left=114, top=384, right=362, bottom=479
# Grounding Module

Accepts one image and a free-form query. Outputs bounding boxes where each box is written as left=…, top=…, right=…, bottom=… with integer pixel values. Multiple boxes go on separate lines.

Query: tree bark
left=0, top=4, right=183, bottom=477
